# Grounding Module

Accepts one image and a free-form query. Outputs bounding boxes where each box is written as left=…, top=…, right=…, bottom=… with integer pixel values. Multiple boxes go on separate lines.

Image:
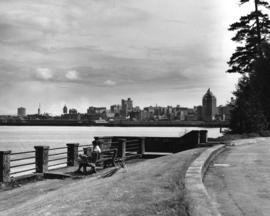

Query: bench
left=77, top=148, right=118, bottom=173
left=95, top=148, right=118, bottom=168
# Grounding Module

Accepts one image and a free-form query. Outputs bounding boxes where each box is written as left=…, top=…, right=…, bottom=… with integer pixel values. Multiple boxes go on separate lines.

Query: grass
left=209, top=130, right=270, bottom=143
left=0, top=148, right=204, bottom=216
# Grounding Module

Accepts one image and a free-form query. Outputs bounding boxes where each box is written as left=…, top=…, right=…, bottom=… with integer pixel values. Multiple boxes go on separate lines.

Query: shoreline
left=0, top=120, right=228, bottom=128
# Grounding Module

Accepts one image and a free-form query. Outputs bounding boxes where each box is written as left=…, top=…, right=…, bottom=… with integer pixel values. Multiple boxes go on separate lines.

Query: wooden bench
left=77, top=148, right=118, bottom=173
left=95, top=148, right=118, bottom=168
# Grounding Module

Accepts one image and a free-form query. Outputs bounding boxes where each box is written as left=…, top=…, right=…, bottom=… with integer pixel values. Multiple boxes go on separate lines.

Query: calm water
left=0, top=126, right=223, bottom=152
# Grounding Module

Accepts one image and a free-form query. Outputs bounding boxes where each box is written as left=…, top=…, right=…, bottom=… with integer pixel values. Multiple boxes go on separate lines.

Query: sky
left=0, top=0, right=252, bottom=115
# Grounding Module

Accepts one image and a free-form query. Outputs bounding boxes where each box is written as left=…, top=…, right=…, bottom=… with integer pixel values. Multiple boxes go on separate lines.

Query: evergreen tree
left=228, top=0, right=270, bottom=74
left=230, top=76, right=268, bottom=133
left=252, top=42, right=270, bottom=123
left=228, top=0, right=270, bottom=133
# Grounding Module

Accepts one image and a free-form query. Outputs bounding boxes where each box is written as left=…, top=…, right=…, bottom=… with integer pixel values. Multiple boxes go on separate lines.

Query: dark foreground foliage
left=228, top=0, right=270, bottom=133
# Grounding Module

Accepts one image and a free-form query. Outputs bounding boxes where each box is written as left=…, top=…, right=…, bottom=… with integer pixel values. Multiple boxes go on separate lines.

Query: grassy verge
left=0, top=148, right=204, bottom=216
left=209, top=130, right=270, bottom=142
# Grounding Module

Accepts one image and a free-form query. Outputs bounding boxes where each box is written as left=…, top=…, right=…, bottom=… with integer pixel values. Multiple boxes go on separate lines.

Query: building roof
left=203, top=88, right=216, bottom=99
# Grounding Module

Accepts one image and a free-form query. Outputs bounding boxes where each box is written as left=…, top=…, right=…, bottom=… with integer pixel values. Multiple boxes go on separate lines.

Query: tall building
left=194, top=105, right=203, bottom=121
left=110, top=105, right=121, bottom=114
left=63, top=105, right=68, bottom=114
left=17, top=107, right=26, bottom=117
left=38, top=103, right=41, bottom=115
left=202, top=88, right=217, bottom=121
left=121, top=98, right=133, bottom=117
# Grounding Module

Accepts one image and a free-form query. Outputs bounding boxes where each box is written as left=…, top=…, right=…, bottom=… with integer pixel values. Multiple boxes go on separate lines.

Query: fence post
left=193, top=131, right=200, bottom=146
left=66, top=143, right=79, bottom=166
left=139, top=137, right=145, bottom=155
left=200, top=130, right=208, bottom=144
left=0, top=151, right=11, bottom=183
left=119, top=139, right=126, bottom=158
left=34, top=146, right=49, bottom=173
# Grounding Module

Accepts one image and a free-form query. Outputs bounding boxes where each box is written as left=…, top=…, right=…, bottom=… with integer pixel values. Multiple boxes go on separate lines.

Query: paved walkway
left=205, top=138, right=270, bottom=216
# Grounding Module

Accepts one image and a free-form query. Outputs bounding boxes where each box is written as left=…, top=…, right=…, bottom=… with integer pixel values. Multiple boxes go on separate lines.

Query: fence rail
left=0, top=135, right=151, bottom=183
left=11, top=150, right=35, bottom=155
left=10, top=168, right=36, bottom=175
left=79, top=144, right=90, bottom=147
left=126, top=143, right=140, bottom=147
left=50, top=147, right=67, bottom=151
left=48, top=162, right=66, bottom=168
left=10, top=156, right=35, bottom=162
left=49, top=152, right=66, bottom=157
left=10, top=162, right=35, bottom=169
left=48, top=157, right=67, bottom=162
left=126, top=139, right=141, bottom=143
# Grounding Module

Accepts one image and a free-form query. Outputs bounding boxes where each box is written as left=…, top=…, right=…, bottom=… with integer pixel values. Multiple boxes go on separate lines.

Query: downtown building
left=202, top=89, right=217, bottom=121
left=121, top=98, right=133, bottom=117
left=17, top=107, right=26, bottom=117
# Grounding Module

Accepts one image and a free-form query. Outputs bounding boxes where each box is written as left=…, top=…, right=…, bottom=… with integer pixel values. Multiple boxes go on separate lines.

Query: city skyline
left=10, top=89, right=231, bottom=123
left=0, top=1, right=253, bottom=115
left=12, top=88, right=227, bottom=116
left=3, top=87, right=230, bottom=116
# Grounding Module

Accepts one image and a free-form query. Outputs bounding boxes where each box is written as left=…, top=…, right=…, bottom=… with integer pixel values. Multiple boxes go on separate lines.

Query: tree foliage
left=228, top=0, right=270, bottom=74
left=230, top=76, right=268, bottom=133
left=228, top=0, right=270, bottom=133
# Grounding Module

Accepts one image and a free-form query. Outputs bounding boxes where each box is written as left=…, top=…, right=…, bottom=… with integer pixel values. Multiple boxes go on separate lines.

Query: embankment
left=0, top=148, right=204, bottom=216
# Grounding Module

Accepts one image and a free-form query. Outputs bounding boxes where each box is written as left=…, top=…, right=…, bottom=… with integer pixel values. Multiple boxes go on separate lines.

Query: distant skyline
left=8, top=90, right=226, bottom=116
left=1, top=0, right=254, bottom=115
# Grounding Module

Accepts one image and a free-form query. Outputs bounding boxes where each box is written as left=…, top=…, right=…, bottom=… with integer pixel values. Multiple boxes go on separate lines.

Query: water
left=0, top=126, right=223, bottom=152
left=0, top=126, right=223, bottom=176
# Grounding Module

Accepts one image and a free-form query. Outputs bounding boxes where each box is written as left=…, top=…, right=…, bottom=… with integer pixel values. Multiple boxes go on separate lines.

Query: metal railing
left=10, top=151, right=36, bottom=176
left=4, top=137, right=145, bottom=181
left=126, top=139, right=141, bottom=153
left=48, top=146, right=67, bottom=170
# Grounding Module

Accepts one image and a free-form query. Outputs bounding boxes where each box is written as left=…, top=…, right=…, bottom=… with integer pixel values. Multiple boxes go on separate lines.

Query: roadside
left=0, top=148, right=204, bottom=216
left=204, top=138, right=270, bottom=216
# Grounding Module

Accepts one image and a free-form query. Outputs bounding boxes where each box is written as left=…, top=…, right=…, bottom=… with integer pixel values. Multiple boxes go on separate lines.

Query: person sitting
left=92, top=137, right=102, bottom=154
left=76, top=137, right=102, bottom=174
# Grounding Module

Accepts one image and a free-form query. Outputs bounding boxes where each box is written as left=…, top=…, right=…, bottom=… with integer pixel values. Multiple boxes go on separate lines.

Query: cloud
left=65, top=70, right=79, bottom=80
left=104, top=80, right=116, bottom=86
left=0, top=0, right=243, bottom=114
left=36, top=68, right=53, bottom=80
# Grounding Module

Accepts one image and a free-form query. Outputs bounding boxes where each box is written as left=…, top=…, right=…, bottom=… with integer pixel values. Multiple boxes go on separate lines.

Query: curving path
left=205, top=138, right=270, bottom=216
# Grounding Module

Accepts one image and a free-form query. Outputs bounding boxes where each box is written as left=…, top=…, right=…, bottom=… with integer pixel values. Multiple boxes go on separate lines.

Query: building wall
left=202, top=89, right=217, bottom=121
left=121, top=98, right=133, bottom=117
left=17, top=107, right=26, bottom=117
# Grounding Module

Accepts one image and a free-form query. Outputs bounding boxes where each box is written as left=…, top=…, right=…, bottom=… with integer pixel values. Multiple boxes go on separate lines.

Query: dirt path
left=0, top=148, right=204, bottom=216
left=205, top=138, right=270, bottom=216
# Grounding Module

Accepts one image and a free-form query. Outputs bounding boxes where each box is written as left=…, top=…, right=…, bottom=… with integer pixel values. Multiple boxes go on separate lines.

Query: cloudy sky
left=0, top=0, right=250, bottom=115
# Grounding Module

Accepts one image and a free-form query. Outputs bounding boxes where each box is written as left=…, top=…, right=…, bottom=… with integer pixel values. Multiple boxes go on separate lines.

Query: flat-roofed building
left=17, top=107, right=26, bottom=117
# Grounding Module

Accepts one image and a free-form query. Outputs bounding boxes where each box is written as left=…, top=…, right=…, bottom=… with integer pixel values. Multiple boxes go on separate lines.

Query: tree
left=252, top=42, right=270, bottom=123
left=228, top=0, right=270, bottom=133
left=230, top=76, right=268, bottom=133
left=228, top=0, right=270, bottom=74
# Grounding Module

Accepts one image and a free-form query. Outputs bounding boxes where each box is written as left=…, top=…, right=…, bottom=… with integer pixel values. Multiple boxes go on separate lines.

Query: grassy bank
left=0, top=148, right=204, bottom=216
left=209, top=130, right=270, bottom=142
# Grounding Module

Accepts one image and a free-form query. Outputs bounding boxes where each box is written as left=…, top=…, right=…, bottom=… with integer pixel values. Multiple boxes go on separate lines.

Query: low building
left=69, top=108, right=78, bottom=115
left=17, top=107, right=26, bottom=117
